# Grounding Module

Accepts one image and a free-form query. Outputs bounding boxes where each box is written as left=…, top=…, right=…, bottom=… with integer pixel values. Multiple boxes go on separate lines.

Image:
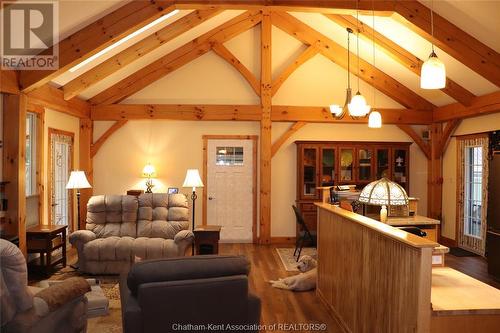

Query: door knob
left=208, top=197, right=215, bottom=200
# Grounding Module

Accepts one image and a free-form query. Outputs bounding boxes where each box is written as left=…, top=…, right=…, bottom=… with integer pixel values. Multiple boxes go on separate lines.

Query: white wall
left=441, top=113, right=500, bottom=240
left=93, top=120, right=428, bottom=238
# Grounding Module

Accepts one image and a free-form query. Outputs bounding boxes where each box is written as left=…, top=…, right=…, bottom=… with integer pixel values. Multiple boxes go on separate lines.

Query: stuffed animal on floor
left=270, top=255, right=318, bottom=291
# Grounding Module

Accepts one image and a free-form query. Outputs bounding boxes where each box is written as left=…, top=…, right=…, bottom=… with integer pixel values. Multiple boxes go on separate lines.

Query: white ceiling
left=50, top=1, right=500, bottom=107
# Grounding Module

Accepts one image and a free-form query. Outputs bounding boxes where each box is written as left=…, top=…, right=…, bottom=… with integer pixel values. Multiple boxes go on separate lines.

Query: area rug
left=276, top=247, right=317, bottom=271
left=449, top=247, right=479, bottom=257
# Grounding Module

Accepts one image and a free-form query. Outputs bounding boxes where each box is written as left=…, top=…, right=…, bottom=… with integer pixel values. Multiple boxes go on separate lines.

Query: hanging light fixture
left=420, top=0, right=446, bottom=89
left=330, top=27, right=354, bottom=119
left=348, top=3, right=370, bottom=118
left=368, top=0, right=382, bottom=128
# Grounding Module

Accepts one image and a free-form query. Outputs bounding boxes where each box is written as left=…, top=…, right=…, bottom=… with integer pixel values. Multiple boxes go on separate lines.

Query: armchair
left=0, top=239, right=90, bottom=333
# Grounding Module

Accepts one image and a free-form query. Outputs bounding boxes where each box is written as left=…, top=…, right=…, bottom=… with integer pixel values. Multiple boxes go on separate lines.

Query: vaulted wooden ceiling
left=2, top=0, right=500, bottom=124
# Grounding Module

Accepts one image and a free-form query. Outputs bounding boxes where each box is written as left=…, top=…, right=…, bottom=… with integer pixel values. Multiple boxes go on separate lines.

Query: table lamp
left=358, top=178, right=408, bottom=222
left=142, top=163, right=156, bottom=193
left=66, top=171, right=92, bottom=229
left=182, top=169, right=204, bottom=255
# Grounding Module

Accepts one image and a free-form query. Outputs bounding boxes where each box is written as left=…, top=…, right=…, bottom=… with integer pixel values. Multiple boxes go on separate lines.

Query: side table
left=27, top=225, right=67, bottom=274
left=193, top=225, right=222, bottom=255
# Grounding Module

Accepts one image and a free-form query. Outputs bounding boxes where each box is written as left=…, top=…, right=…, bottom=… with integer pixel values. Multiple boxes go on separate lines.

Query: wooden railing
left=315, top=203, right=438, bottom=333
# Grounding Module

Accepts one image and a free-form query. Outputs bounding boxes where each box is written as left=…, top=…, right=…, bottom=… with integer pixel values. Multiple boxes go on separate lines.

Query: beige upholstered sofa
left=69, top=193, right=194, bottom=274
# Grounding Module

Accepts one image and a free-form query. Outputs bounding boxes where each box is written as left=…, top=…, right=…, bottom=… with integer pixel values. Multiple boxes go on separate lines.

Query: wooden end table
left=193, top=225, right=222, bottom=255
left=27, top=225, right=67, bottom=274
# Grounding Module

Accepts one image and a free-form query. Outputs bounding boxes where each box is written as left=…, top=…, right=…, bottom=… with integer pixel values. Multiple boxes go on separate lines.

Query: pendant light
left=368, top=0, right=382, bottom=128
left=330, top=28, right=354, bottom=119
left=420, top=0, right=446, bottom=89
left=348, top=3, right=370, bottom=118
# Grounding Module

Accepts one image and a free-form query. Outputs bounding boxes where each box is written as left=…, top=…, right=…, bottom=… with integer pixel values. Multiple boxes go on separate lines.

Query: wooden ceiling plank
left=212, top=43, right=261, bottom=96
left=19, top=1, right=177, bottom=92
left=62, top=8, right=222, bottom=100
left=272, top=11, right=435, bottom=110
left=90, top=120, right=128, bottom=158
left=27, top=84, right=90, bottom=118
left=326, top=14, right=476, bottom=106
left=394, top=1, right=500, bottom=86
left=433, top=91, right=500, bottom=122
left=272, top=46, right=318, bottom=96
left=90, top=11, right=262, bottom=106
left=397, top=124, right=431, bottom=159
left=0, top=70, right=20, bottom=94
left=91, top=104, right=262, bottom=120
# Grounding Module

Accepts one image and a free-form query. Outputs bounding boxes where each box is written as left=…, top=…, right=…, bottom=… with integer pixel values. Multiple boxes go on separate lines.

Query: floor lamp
left=182, top=169, right=204, bottom=255
left=66, top=171, right=92, bottom=230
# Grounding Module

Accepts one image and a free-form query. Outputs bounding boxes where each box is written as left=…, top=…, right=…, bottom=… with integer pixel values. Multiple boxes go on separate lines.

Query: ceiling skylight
left=68, top=9, right=180, bottom=73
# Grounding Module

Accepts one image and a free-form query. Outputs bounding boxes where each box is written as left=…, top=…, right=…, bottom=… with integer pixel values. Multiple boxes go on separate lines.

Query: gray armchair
left=119, top=255, right=261, bottom=333
left=0, top=239, right=89, bottom=333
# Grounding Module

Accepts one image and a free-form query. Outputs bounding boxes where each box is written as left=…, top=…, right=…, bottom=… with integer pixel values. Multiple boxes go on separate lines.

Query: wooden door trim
left=47, top=128, right=74, bottom=230
left=202, top=135, right=258, bottom=243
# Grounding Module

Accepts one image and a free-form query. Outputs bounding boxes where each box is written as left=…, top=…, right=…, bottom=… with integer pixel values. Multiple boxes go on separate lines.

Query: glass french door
left=49, top=129, right=74, bottom=232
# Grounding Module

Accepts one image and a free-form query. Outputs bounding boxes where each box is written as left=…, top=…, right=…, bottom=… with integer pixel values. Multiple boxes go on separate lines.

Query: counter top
left=386, top=215, right=440, bottom=226
left=315, top=202, right=438, bottom=249
left=431, top=267, right=500, bottom=315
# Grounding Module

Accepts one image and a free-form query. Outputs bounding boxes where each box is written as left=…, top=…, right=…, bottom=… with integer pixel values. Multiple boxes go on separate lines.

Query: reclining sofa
left=70, top=193, right=194, bottom=274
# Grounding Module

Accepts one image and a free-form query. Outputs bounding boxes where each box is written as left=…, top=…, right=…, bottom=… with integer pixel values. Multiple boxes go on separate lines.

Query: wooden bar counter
left=315, top=203, right=438, bottom=333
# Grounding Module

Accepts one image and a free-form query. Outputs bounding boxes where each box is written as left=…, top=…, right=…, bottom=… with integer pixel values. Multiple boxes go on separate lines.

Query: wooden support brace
left=90, top=120, right=128, bottom=158
left=436, top=119, right=461, bottom=158
left=271, top=122, right=306, bottom=157
left=397, top=124, right=431, bottom=160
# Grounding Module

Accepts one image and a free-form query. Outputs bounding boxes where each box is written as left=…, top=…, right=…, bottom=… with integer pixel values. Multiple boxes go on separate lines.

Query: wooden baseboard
left=270, top=237, right=296, bottom=244
left=439, top=236, right=457, bottom=248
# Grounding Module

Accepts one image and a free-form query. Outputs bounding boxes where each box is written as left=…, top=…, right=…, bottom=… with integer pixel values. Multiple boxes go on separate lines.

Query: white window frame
left=25, top=112, right=37, bottom=196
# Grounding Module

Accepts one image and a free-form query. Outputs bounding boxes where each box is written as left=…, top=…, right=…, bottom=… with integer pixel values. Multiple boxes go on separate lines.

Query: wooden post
left=259, top=11, right=272, bottom=244
left=428, top=123, right=443, bottom=221
left=2, top=94, right=27, bottom=256
left=79, top=118, right=93, bottom=230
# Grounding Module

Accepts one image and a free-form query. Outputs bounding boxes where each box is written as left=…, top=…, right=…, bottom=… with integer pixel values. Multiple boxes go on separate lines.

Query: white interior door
left=207, top=139, right=254, bottom=243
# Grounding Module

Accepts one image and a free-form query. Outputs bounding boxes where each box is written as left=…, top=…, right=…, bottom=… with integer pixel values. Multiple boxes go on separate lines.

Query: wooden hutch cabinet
left=296, top=141, right=412, bottom=232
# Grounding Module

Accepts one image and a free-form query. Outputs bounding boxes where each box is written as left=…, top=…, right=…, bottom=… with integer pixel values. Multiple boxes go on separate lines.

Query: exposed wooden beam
left=272, top=46, right=318, bottom=96
left=90, top=11, right=262, bottom=106
left=394, top=1, right=500, bottom=87
left=0, top=70, right=19, bottom=94
left=91, top=104, right=262, bottom=120
left=62, top=8, right=222, bottom=100
left=19, top=1, right=178, bottom=92
left=2, top=94, right=27, bottom=257
left=79, top=119, right=93, bottom=230
left=173, top=1, right=395, bottom=14
left=271, top=106, right=432, bottom=124
left=212, top=43, right=261, bottom=96
left=397, top=124, right=431, bottom=160
left=271, top=121, right=306, bottom=157
left=433, top=91, right=500, bottom=122
left=325, top=14, right=476, bottom=106
left=428, top=123, right=443, bottom=220
left=90, top=120, right=128, bottom=158
left=436, top=119, right=461, bottom=158
left=260, top=11, right=272, bottom=245
left=27, top=84, right=91, bottom=118
left=272, top=11, right=435, bottom=110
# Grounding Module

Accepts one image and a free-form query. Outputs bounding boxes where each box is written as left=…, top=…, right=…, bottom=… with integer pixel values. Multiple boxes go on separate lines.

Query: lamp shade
left=358, top=178, right=408, bottom=206
left=329, top=104, right=342, bottom=117
left=142, top=163, right=157, bottom=178
left=182, top=169, right=204, bottom=189
left=420, top=51, right=446, bottom=89
left=66, top=171, right=91, bottom=189
left=368, top=111, right=382, bottom=128
left=348, top=92, right=370, bottom=117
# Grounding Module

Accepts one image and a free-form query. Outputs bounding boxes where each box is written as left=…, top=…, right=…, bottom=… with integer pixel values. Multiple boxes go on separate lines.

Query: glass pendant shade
left=330, top=104, right=342, bottom=117
left=420, top=51, right=446, bottom=89
left=348, top=92, right=370, bottom=117
left=368, top=111, right=382, bottom=128
left=358, top=177, right=409, bottom=206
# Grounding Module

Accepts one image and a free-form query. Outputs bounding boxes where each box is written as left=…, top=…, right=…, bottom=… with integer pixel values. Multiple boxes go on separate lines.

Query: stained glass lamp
left=358, top=178, right=409, bottom=223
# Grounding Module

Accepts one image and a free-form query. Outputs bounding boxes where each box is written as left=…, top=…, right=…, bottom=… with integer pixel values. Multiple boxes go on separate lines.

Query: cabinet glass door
left=393, top=149, right=408, bottom=189
left=302, top=148, right=318, bottom=197
left=358, top=149, right=373, bottom=181
left=340, top=148, right=354, bottom=182
left=376, top=148, right=390, bottom=179
left=321, top=148, right=335, bottom=186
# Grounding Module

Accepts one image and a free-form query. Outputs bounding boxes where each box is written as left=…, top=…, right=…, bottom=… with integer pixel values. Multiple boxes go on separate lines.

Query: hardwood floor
left=444, top=253, right=500, bottom=289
